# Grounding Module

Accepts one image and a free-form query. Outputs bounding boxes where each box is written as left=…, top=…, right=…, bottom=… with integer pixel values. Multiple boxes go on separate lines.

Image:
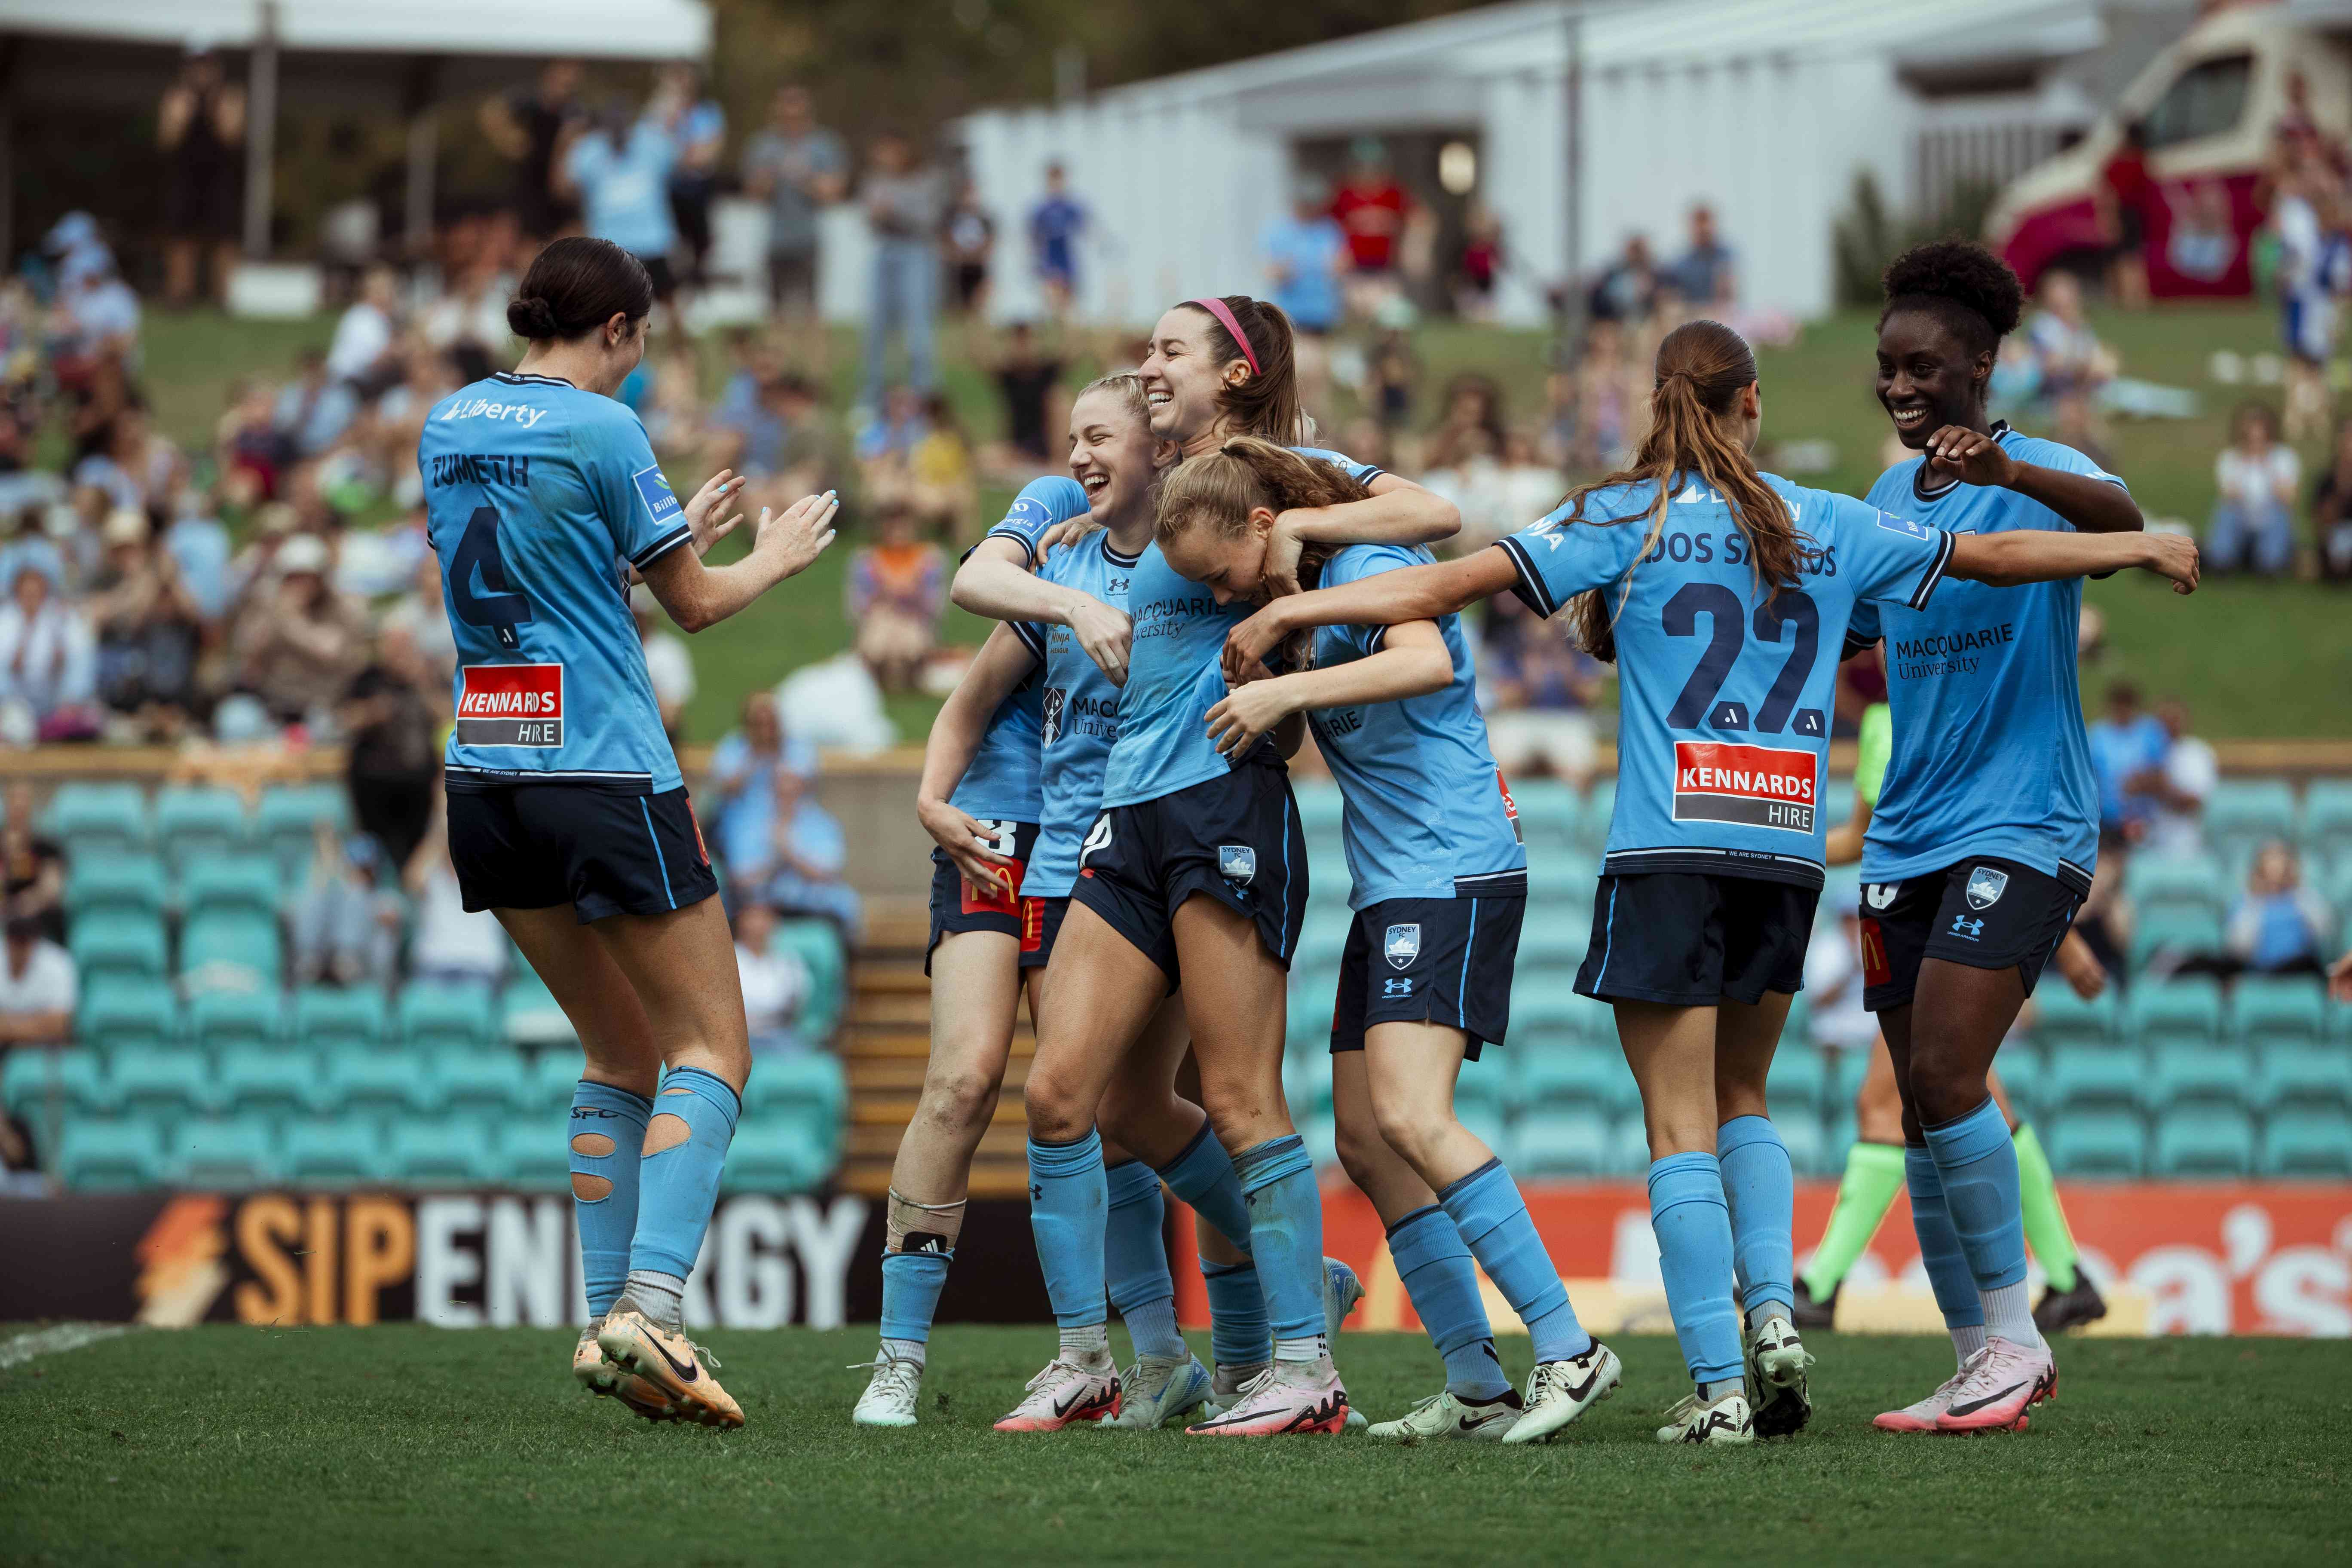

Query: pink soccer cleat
left=1934, top=1338, right=2057, bottom=1433
left=1184, top=1356, right=1348, bottom=1436
left=993, top=1358, right=1121, bottom=1432
left=1874, top=1365, right=1975, bottom=1433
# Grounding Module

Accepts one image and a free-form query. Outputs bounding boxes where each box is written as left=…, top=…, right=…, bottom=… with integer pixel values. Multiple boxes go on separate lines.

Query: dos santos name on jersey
left=1671, top=740, right=1816, bottom=833
left=456, top=663, right=564, bottom=747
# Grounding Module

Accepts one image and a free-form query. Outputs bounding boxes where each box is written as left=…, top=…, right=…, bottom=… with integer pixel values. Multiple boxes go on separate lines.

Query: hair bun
left=507, top=295, right=562, bottom=339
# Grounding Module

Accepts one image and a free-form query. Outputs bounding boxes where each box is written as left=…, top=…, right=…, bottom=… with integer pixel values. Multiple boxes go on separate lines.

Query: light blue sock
left=1905, top=1144, right=1986, bottom=1336
left=1438, top=1158, right=1592, bottom=1364
left=1027, top=1130, right=1109, bottom=1328
left=1646, top=1152, right=1743, bottom=1386
left=1105, top=1160, right=1184, bottom=1360
left=627, top=1066, right=738, bottom=1279
left=1386, top=1204, right=1509, bottom=1399
left=1232, top=1135, right=1326, bottom=1350
left=1920, top=1097, right=2029, bottom=1292
left=879, top=1251, right=951, bottom=1346
left=1155, top=1122, right=1254, bottom=1253
left=569, top=1080, right=651, bottom=1319
left=1200, top=1259, right=1271, bottom=1367
left=1717, top=1114, right=1796, bottom=1322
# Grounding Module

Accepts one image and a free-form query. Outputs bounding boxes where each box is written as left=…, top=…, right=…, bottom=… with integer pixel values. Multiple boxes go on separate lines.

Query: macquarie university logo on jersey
left=1384, top=924, right=1421, bottom=970
left=456, top=663, right=563, bottom=746
left=1670, top=741, right=1816, bottom=833
left=1966, top=866, right=2009, bottom=910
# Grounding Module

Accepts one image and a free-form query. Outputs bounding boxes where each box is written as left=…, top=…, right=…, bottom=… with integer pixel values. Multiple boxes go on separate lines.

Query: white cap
left=277, top=534, right=331, bottom=575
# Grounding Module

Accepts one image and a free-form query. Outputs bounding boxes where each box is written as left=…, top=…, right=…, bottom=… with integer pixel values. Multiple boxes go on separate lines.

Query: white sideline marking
left=0, top=1322, right=129, bottom=1370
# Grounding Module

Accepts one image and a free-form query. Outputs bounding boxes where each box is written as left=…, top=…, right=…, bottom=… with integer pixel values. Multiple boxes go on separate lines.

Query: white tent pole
left=242, top=0, right=280, bottom=259
left=404, top=56, right=439, bottom=258
left=1560, top=0, right=1583, bottom=343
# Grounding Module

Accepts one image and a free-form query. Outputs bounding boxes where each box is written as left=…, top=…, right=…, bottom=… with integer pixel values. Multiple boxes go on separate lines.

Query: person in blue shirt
left=2085, top=680, right=2171, bottom=840
left=1027, top=163, right=1088, bottom=320
left=1154, top=435, right=1620, bottom=1448
left=420, top=238, right=837, bottom=1430
left=562, top=108, right=680, bottom=302
left=1262, top=179, right=1348, bottom=337
left=1223, top=318, right=2197, bottom=1445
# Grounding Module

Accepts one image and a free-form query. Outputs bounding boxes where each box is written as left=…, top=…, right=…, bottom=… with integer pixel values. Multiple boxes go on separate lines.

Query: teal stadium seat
left=426, top=1047, right=530, bottom=1120
left=1513, top=1107, right=1609, bottom=1176
left=1604, top=1114, right=1653, bottom=1176
left=1458, top=1103, right=1509, bottom=1163
left=1515, top=917, right=1590, bottom=972
left=1293, top=784, right=1345, bottom=836
left=1574, top=782, right=1616, bottom=855
left=58, top=1117, right=168, bottom=1190
left=2204, top=780, right=2297, bottom=864
left=2029, top=984, right=2115, bottom=1052
left=741, top=1052, right=847, bottom=1127
left=527, top=1049, right=588, bottom=1115
left=2147, top=1044, right=2242, bottom=1113
left=179, top=912, right=282, bottom=992
left=291, top=986, right=386, bottom=1051
left=770, top=918, right=847, bottom=1039
left=109, top=1044, right=217, bottom=1120
left=2152, top=1106, right=2255, bottom=1177
left=2125, top=978, right=2224, bottom=1052
left=397, top=983, right=497, bottom=1050
left=2046, top=1109, right=2145, bottom=1176
left=1511, top=780, right=1579, bottom=854
left=284, top=1116, right=386, bottom=1184
left=69, top=912, right=169, bottom=986
left=1514, top=1045, right=1622, bottom=1116
left=41, top=782, right=151, bottom=858
left=325, top=1046, right=425, bottom=1121
left=1294, top=910, right=1352, bottom=971
left=2, top=1046, right=113, bottom=1119
left=254, top=784, right=349, bottom=882
left=2045, top=1044, right=2144, bottom=1117
left=497, top=1119, right=570, bottom=1190
left=153, top=785, right=249, bottom=873
left=388, top=1119, right=499, bottom=1185
left=190, top=988, right=283, bottom=1053
left=180, top=855, right=282, bottom=924
left=2129, top=909, right=2224, bottom=973
left=2124, top=853, right=2229, bottom=922
left=64, top=853, right=168, bottom=922
left=1513, top=974, right=1588, bottom=1032
left=1775, top=1111, right=1827, bottom=1176
left=2301, top=779, right=2352, bottom=860
left=2256, top=1044, right=2352, bottom=1116
left=2260, top=1109, right=2352, bottom=1177
left=1765, top=1048, right=1826, bottom=1118
left=217, top=1046, right=317, bottom=1121
left=2230, top=977, right=2328, bottom=1048
left=723, top=1119, right=831, bottom=1193
left=77, top=979, right=180, bottom=1054
left=172, top=1115, right=284, bottom=1188
left=500, top=973, right=574, bottom=1047
left=1993, top=1045, right=2043, bottom=1122
left=1297, top=1111, right=1338, bottom=1170
left=1523, top=858, right=1592, bottom=911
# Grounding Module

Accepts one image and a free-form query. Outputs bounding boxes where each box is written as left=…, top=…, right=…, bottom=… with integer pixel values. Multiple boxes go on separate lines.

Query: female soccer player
left=1158, top=435, right=1620, bottom=1446
left=420, top=237, right=838, bottom=1428
left=1853, top=241, right=2164, bottom=1433
left=995, top=296, right=1461, bottom=1436
left=1222, top=318, right=2196, bottom=1443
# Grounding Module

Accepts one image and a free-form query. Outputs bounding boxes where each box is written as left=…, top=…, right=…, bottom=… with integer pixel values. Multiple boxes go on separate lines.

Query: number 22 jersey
left=420, top=371, right=691, bottom=793
left=1497, top=474, right=1954, bottom=889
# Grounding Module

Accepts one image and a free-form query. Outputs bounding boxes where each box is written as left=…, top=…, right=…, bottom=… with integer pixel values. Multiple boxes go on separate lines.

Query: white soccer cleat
left=1746, top=1316, right=1816, bottom=1438
left=1935, top=1337, right=2057, bottom=1433
left=993, top=1357, right=1121, bottom=1432
left=1655, top=1390, right=1755, bottom=1445
left=1366, top=1386, right=1525, bottom=1443
left=1874, top=1366, right=1973, bottom=1433
left=1109, top=1353, right=1213, bottom=1430
left=851, top=1353, right=923, bottom=1428
left=1504, top=1341, right=1622, bottom=1445
left=1185, top=1356, right=1348, bottom=1436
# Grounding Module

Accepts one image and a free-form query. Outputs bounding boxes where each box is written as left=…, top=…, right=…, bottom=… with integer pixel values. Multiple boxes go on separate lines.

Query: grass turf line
left=1, top=1325, right=2343, bottom=1565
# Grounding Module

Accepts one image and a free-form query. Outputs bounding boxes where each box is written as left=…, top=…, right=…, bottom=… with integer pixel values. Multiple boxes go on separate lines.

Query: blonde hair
left=1155, top=436, right=1373, bottom=669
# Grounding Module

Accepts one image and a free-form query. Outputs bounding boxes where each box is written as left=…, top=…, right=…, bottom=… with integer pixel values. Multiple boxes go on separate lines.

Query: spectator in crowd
left=478, top=59, right=585, bottom=243
left=1669, top=204, right=1735, bottom=306
left=291, top=827, right=398, bottom=989
left=860, top=130, right=947, bottom=410
left=230, top=533, right=370, bottom=725
left=845, top=499, right=945, bottom=693
left=562, top=99, right=681, bottom=306
left=1803, top=888, right=1881, bottom=1055
left=1333, top=138, right=1409, bottom=317
left=760, top=765, right=862, bottom=935
left=2125, top=697, right=2219, bottom=860
left=1423, top=373, right=1507, bottom=473
left=403, top=810, right=508, bottom=994
left=341, top=649, right=440, bottom=870
left=272, top=349, right=360, bottom=464
left=944, top=178, right=997, bottom=321
left=2098, top=120, right=2154, bottom=310
left=1569, top=318, right=1643, bottom=472
left=987, top=321, right=1065, bottom=475
left=1478, top=591, right=1607, bottom=787
left=632, top=584, right=696, bottom=740
left=1456, top=198, right=1504, bottom=320
left=742, top=85, right=849, bottom=328
left=0, top=560, right=97, bottom=744
left=2023, top=270, right=2116, bottom=438
left=1, top=783, right=64, bottom=945
left=1028, top=163, right=1089, bottom=322
left=160, top=493, right=233, bottom=625
left=326, top=268, right=404, bottom=394
left=2087, top=681, right=2170, bottom=843
left=709, top=691, right=819, bottom=882
left=1264, top=175, right=1347, bottom=410
left=0, top=913, right=74, bottom=1053
left=2070, top=849, right=2133, bottom=982
left=732, top=898, right=814, bottom=1055
left=377, top=551, right=457, bottom=695
left=1588, top=233, right=1659, bottom=328
left=655, top=64, right=726, bottom=289
left=2225, top=841, right=2335, bottom=977
left=86, top=509, right=203, bottom=738
left=2273, top=148, right=2351, bottom=442
left=2307, top=413, right=2352, bottom=583
left=157, top=49, right=245, bottom=308
left=2209, top=400, right=2301, bottom=577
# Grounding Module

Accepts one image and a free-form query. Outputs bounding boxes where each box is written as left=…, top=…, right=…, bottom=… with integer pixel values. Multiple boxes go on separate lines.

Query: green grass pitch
left=2, top=1325, right=2344, bottom=1565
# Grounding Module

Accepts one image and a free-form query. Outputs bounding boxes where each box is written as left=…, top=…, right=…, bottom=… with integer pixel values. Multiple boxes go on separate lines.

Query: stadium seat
left=2230, top=976, right=2328, bottom=1049
left=283, top=1116, right=387, bottom=1185
left=1514, top=1045, right=1621, bottom=1116
left=2126, top=978, right=2225, bottom=1054
left=2045, top=1109, right=2145, bottom=1176
left=170, top=1115, right=284, bottom=1188
left=2144, top=1044, right=2244, bottom=1113
left=1297, top=1111, right=1339, bottom=1170
left=742, top=1051, right=847, bottom=1125
left=2028, top=984, right=2116, bottom=1052
left=2128, top=909, right=2225, bottom=974
left=2254, top=1044, right=2352, bottom=1116
left=77, top=979, right=180, bottom=1054
left=1514, top=918, right=1589, bottom=972
left=217, top=1045, right=318, bottom=1121
left=2260, top=1109, right=2352, bottom=1177
left=1293, top=784, right=1345, bottom=835
left=110, top=1044, right=218, bottom=1120
left=291, top=986, right=387, bottom=1052
left=179, top=912, right=282, bottom=992
left=720, top=1118, right=833, bottom=1193
left=2, top=1046, right=113, bottom=1119
left=396, top=983, right=497, bottom=1050
left=2123, top=852, right=2229, bottom=923
left=524, top=1049, right=587, bottom=1115
left=1522, top=858, right=1592, bottom=910
left=426, top=1047, right=530, bottom=1120
left=388, top=1119, right=499, bottom=1185
left=1510, top=778, right=1577, bottom=834
left=2044, top=1044, right=2145, bottom=1117
left=40, top=782, right=151, bottom=858
left=325, top=1046, right=426, bottom=1121
left=2204, top=779, right=2297, bottom=861
left=1604, top=1114, right=1653, bottom=1176
left=179, top=855, right=282, bottom=924
left=1455, top=1064, right=1505, bottom=1121
left=1992, top=1045, right=2044, bottom=1121
left=1765, top=1047, right=1826, bottom=1118
left=497, top=1118, right=570, bottom=1190
left=1294, top=910, right=1352, bottom=971
left=189, top=988, right=284, bottom=1054
left=1513, top=975, right=1589, bottom=1033
left=254, top=784, right=349, bottom=882
left=2302, top=779, right=2352, bottom=858
left=500, top=972, right=573, bottom=1047
left=770, top=918, right=847, bottom=1040
left=1513, top=1108, right=1609, bottom=1177
left=1459, top=1103, right=1510, bottom=1163
left=64, top=852, right=168, bottom=922
left=1574, top=782, right=1615, bottom=854
left=57, top=1117, right=168, bottom=1190
left=2152, top=1106, right=2255, bottom=1177
left=1775, top=1111, right=1827, bottom=1177
left=153, top=785, right=250, bottom=872
left=69, top=911, right=170, bottom=986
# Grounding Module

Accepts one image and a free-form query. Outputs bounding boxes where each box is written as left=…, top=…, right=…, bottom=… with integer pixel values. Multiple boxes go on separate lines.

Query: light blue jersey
left=1099, top=447, right=1383, bottom=809
left=420, top=371, right=692, bottom=793
left=1851, top=424, right=2123, bottom=894
left=1010, top=532, right=1142, bottom=897
left=950, top=476, right=1094, bottom=823
left=1307, top=544, right=1526, bottom=907
left=1498, top=474, right=1955, bottom=889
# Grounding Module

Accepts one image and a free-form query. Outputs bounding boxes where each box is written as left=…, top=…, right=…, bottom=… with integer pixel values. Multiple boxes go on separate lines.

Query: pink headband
left=1187, top=297, right=1260, bottom=377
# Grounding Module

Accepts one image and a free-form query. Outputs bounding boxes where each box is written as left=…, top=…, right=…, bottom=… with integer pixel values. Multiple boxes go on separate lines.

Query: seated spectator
left=632, top=585, right=696, bottom=739
left=760, top=766, right=862, bottom=935
left=216, top=377, right=291, bottom=505
left=2225, top=841, right=2334, bottom=977
left=86, top=509, right=204, bottom=738
left=271, top=349, right=360, bottom=462
left=377, top=551, right=457, bottom=695
left=1, top=783, right=65, bottom=944
left=230, top=533, right=371, bottom=724
left=844, top=500, right=944, bottom=693
left=708, top=692, right=818, bottom=879
left=987, top=321, right=1065, bottom=475
left=161, top=494, right=234, bottom=623
left=291, top=827, right=399, bottom=989
left=2125, top=697, right=2218, bottom=860
left=326, top=266, right=404, bottom=395
left=2307, top=413, right=2352, bottom=583
left=1368, top=327, right=1422, bottom=437
left=1668, top=205, right=1734, bottom=307
left=403, top=811, right=507, bottom=993
left=910, top=393, right=977, bottom=542
left=2209, top=401, right=2300, bottom=576
left=2023, top=271, right=2116, bottom=445
left=1479, top=591, right=1607, bottom=788
left=341, top=650, right=441, bottom=870
left=0, top=560, right=98, bottom=744
left=732, top=898, right=814, bottom=1054
left=2087, top=681, right=2168, bottom=842
left=2070, top=847, right=2133, bottom=981
left=856, top=385, right=931, bottom=500
left=1587, top=233, right=1659, bottom=328
left=0, top=913, right=75, bottom=1047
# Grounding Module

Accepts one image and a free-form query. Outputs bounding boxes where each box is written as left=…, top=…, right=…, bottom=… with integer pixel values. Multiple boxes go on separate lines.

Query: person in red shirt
left=2097, top=120, right=2153, bottom=309
left=1332, top=137, right=1409, bottom=317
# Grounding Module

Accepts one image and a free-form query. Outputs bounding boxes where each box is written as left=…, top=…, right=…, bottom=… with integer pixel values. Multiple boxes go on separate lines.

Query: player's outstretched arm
left=1224, top=546, right=1519, bottom=685
left=918, top=623, right=1035, bottom=897
left=1262, top=472, right=1461, bottom=597
left=642, top=490, right=839, bottom=632
left=1944, top=528, right=2198, bottom=594
left=950, top=536, right=1133, bottom=686
left=1206, top=620, right=1454, bottom=757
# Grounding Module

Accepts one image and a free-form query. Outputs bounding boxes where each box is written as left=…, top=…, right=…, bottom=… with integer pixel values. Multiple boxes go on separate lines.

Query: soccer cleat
left=1791, top=1277, right=1837, bottom=1332
left=1324, top=1256, right=1364, bottom=1338
left=850, top=1354, right=922, bottom=1428
left=993, top=1358, right=1121, bottom=1432
left=573, top=1321, right=675, bottom=1422
left=1655, top=1390, right=1755, bottom=1446
left=1184, top=1356, right=1348, bottom=1436
left=2034, top=1274, right=2109, bottom=1335
left=597, top=1303, right=744, bottom=1430
left=1745, top=1317, right=1816, bottom=1438
left=1935, top=1338, right=2057, bottom=1433
left=1366, top=1386, right=1525, bottom=1443
left=1504, top=1341, right=1622, bottom=1446
left=1874, top=1366, right=1974, bottom=1433
left=1109, top=1353, right=1213, bottom=1430
left=1200, top=1359, right=1267, bottom=1418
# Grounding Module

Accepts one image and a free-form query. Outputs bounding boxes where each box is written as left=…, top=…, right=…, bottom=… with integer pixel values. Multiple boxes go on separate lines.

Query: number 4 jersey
left=420, top=371, right=694, bottom=793
left=1496, top=474, right=1954, bottom=890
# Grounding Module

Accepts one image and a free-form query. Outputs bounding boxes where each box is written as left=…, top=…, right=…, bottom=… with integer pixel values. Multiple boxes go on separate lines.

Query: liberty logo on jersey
left=1384, top=925, right=1421, bottom=970
left=456, top=663, right=563, bottom=747
left=1669, top=741, right=1816, bottom=833
left=1966, top=867, right=2009, bottom=910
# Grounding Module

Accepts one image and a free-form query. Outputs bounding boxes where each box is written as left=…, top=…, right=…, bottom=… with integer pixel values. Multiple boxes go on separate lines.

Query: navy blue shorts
left=924, top=819, right=1041, bottom=975
left=1024, top=895, right=1069, bottom=971
left=447, top=784, right=719, bottom=923
left=1331, top=895, right=1524, bottom=1063
left=1578, top=872, right=1816, bottom=1007
left=1860, top=855, right=2084, bottom=1013
left=1070, top=764, right=1307, bottom=982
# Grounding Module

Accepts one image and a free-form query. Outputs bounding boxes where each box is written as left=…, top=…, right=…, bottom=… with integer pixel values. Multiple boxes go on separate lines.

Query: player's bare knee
left=921, top=1067, right=1001, bottom=1135
left=1023, top=1072, right=1091, bottom=1143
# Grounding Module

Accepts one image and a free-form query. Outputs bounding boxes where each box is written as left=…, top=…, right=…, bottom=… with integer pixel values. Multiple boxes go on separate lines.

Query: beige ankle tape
left=886, top=1189, right=967, bottom=1253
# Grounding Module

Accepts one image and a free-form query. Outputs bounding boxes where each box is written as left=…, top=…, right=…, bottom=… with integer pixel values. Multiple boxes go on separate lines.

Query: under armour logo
left=1950, top=916, right=1984, bottom=939
left=1029, top=1183, right=1043, bottom=1203
left=1383, top=978, right=1414, bottom=998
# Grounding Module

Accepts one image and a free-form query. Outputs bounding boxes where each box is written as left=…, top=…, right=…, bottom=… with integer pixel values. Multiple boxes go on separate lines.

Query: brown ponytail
left=1156, top=435, right=1372, bottom=669
left=1180, top=296, right=1304, bottom=444
left=1559, top=319, right=1800, bottom=662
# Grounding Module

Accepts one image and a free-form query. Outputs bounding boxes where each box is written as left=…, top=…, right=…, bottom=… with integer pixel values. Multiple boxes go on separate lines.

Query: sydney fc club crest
left=1219, top=845, right=1256, bottom=885
left=1384, top=924, right=1422, bottom=970
left=1965, top=866, right=2009, bottom=911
